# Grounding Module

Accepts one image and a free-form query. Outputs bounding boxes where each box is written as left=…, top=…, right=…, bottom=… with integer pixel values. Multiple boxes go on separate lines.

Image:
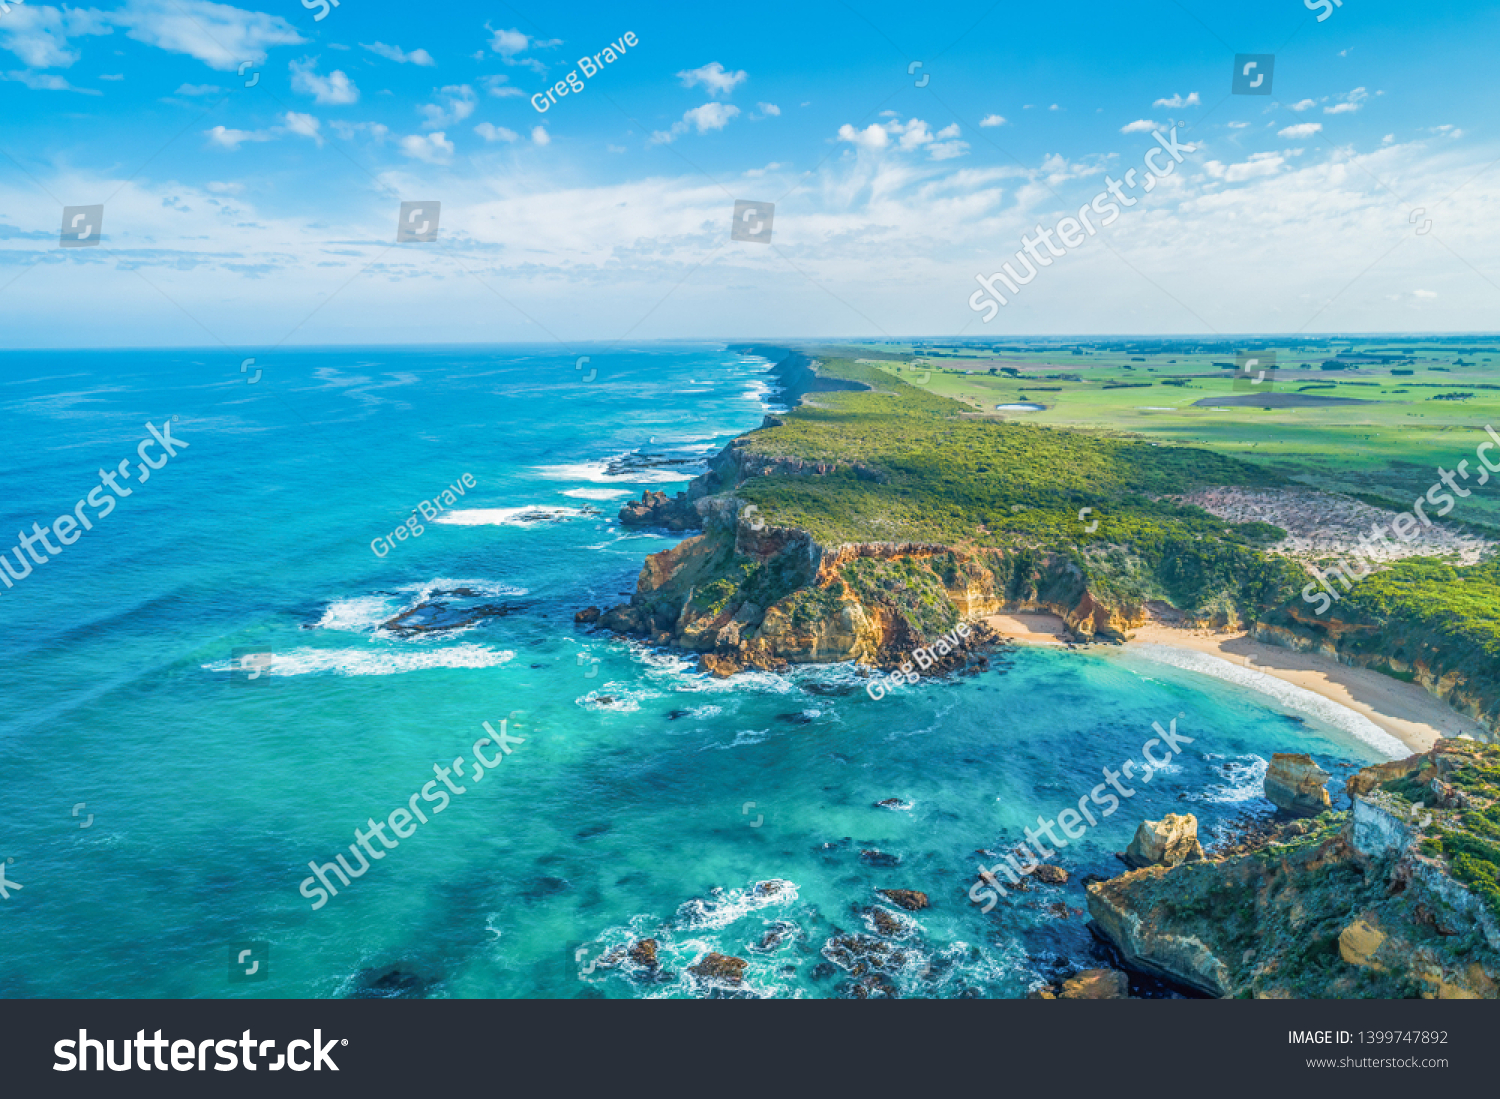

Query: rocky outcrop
left=877, top=889, right=929, bottom=912
left=1088, top=740, right=1500, bottom=998
left=1059, top=969, right=1129, bottom=999
left=1123, top=813, right=1206, bottom=869
left=1264, top=753, right=1332, bottom=817
left=688, top=952, right=748, bottom=984
left=618, top=489, right=700, bottom=531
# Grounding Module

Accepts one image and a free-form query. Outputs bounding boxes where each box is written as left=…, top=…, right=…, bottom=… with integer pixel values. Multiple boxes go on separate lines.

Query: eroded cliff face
left=600, top=496, right=1151, bottom=674
left=1252, top=610, right=1500, bottom=738
left=1087, top=740, right=1500, bottom=999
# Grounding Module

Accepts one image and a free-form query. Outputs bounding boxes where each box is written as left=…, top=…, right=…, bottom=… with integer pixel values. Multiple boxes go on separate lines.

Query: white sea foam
left=562, top=488, right=632, bottom=500
left=531, top=461, right=690, bottom=485
left=399, top=578, right=529, bottom=598
left=674, top=880, right=799, bottom=931
left=703, top=728, right=770, bottom=751
left=1129, top=643, right=1408, bottom=759
left=436, top=506, right=591, bottom=526
left=203, top=644, right=514, bottom=677
left=1184, top=754, right=1271, bottom=804
left=315, top=595, right=395, bottom=633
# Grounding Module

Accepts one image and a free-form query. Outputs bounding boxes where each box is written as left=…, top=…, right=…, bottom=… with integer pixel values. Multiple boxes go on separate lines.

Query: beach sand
left=981, top=613, right=1486, bottom=755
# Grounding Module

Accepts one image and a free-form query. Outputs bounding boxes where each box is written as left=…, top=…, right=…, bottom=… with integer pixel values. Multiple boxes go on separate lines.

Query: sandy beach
left=982, top=613, right=1486, bottom=754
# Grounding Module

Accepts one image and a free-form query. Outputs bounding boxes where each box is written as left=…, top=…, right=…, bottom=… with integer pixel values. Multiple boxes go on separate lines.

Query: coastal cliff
left=1087, top=739, right=1500, bottom=998
left=1254, top=586, right=1500, bottom=738
left=598, top=347, right=1301, bottom=674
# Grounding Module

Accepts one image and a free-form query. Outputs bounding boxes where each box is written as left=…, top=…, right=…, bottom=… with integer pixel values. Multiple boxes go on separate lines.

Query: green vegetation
left=1405, top=743, right=1500, bottom=919
left=1342, top=559, right=1500, bottom=661
left=734, top=357, right=1302, bottom=618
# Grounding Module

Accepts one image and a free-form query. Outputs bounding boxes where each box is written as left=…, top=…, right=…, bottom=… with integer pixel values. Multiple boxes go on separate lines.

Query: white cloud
left=481, top=74, right=524, bottom=99
left=1152, top=92, right=1200, bottom=108
left=289, top=58, right=357, bottom=105
left=1414, top=289, right=1438, bottom=299
left=361, top=41, right=435, bottom=66
left=531, top=126, right=550, bottom=146
left=205, top=124, right=272, bottom=149
left=1204, top=151, right=1285, bottom=182
left=1288, top=99, right=1317, bottom=112
left=1120, top=119, right=1158, bottom=133
left=1279, top=122, right=1323, bottom=138
left=836, top=122, right=887, bottom=150
left=488, top=26, right=558, bottom=74
left=1228, top=121, right=1251, bottom=129
left=1, top=69, right=101, bottom=93
left=280, top=111, right=322, bottom=145
left=0, top=5, right=112, bottom=68
left=979, top=114, right=1006, bottom=127
left=175, top=82, right=221, bottom=96
left=330, top=120, right=389, bottom=143
left=399, top=130, right=453, bottom=163
left=420, top=84, right=476, bottom=129
left=835, top=116, right=967, bottom=159
left=753, top=101, right=780, bottom=118
left=99, top=73, right=124, bottom=80
left=650, top=102, right=740, bottom=144
left=115, top=0, right=305, bottom=72
left=677, top=61, right=746, bottom=96
left=1325, top=87, right=1368, bottom=114
left=474, top=122, right=519, bottom=142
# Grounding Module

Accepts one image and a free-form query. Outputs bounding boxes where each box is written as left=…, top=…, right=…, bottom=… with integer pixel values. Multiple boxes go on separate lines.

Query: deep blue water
left=0, top=343, right=1390, bottom=999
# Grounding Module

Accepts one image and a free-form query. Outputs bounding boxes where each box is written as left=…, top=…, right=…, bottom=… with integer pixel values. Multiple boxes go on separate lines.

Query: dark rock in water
left=381, top=593, right=534, bottom=636
left=824, top=933, right=909, bottom=978
left=876, top=798, right=910, bottom=810
left=845, top=973, right=900, bottom=999
left=1033, top=864, right=1069, bottom=885
left=593, top=696, right=616, bottom=706
left=575, top=606, right=602, bottom=624
left=618, top=488, right=700, bottom=531
left=346, top=965, right=436, bottom=999
left=523, top=876, right=570, bottom=900
left=876, top=889, right=929, bottom=912
left=814, top=837, right=853, bottom=854
left=860, top=849, right=902, bottom=868
left=775, top=711, right=816, bottom=725
left=574, top=822, right=611, bottom=841
left=750, top=920, right=799, bottom=953
left=628, top=939, right=659, bottom=969
left=666, top=709, right=692, bottom=720
left=868, top=907, right=907, bottom=938
left=801, top=680, right=858, bottom=698
left=809, top=961, right=838, bottom=980
left=689, top=952, right=748, bottom=984
left=606, top=451, right=706, bottom=477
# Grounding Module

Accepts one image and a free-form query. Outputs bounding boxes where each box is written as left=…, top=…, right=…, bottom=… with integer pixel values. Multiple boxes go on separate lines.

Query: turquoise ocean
left=0, top=344, right=1402, bottom=998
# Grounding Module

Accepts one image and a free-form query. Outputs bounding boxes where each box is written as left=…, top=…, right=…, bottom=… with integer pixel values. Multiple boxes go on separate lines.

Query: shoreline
left=980, top=613, right=1485, bottom=756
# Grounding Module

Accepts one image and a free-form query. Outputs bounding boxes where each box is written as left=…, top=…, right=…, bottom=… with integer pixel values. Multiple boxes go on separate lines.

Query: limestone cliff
left=1252, top=609, right=1500, bottom=739
left=1087, top=739, right=1500, bottom=999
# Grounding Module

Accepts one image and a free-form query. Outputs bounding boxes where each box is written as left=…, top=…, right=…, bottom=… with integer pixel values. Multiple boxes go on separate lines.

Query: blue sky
left=3, top=0, right=1499, bottom=345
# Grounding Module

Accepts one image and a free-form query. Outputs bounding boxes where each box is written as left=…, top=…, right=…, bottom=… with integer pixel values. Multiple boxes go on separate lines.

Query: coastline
left=981, top=613, right=1484, bottom=755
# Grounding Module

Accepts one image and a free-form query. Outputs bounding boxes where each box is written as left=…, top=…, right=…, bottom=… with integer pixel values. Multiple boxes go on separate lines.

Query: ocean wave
left=531, top=461, right=689, bottom=485
left=702, top=728, right=770, bottom=751
left=203, top=644, right=514, bottom=677
left=315, top=595, right=394, bottom=633
left=562, top=488, right=632, bottom=500
left=1129, top=644, right=1409, bottom=760
left=1183, top=754, right=1270, bottom=804
left=674, top=880, right=799, bottom=931
left=435, top=506, right=592, bottom=526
